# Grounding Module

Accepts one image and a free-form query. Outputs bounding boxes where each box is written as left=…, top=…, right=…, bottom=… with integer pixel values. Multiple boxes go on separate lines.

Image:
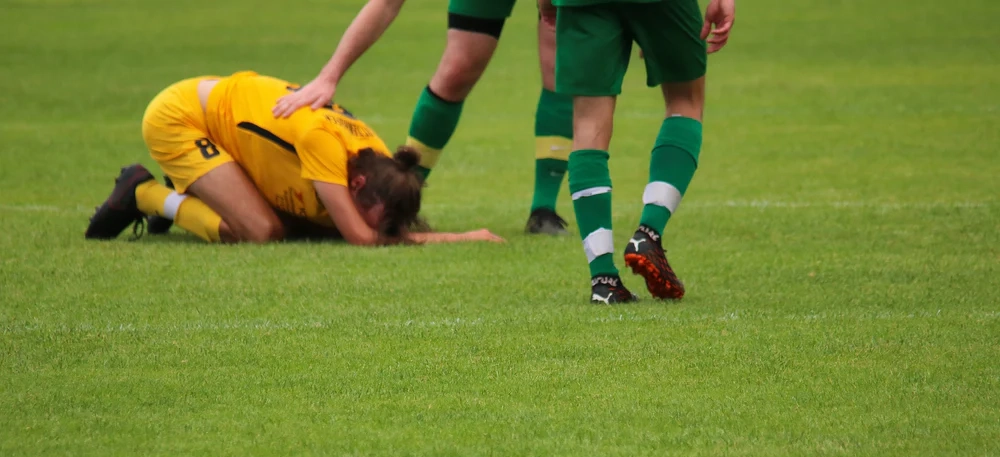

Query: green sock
left=568, top=149, right=618, bottom=277
left=639, top=116, right=702, bottom=235
left=532, top=159, right=568, bottom=211
left=531, top=89, right=573, bottom=212
left=406, top=86, right=464, bottom=180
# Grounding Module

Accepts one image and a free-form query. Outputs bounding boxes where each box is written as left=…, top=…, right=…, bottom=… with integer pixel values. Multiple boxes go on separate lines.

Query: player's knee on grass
left=233, top=214, right=285, bottom=244
left=429, top=19, right=503, bottom=101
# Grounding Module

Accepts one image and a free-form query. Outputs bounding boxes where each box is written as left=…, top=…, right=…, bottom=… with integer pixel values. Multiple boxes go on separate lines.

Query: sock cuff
left=409, top=87, right=465, bottom=150
left=656, top=116, right=703, bottom=164
left=536, top=157, right=568, bottom=172
left=163, top=191, right=188, bottom=220
left=568, top=149, right=611, bottom=192
left=539, top=87, right=572, bottom=106
left=424, top=85, right=464, bottom=106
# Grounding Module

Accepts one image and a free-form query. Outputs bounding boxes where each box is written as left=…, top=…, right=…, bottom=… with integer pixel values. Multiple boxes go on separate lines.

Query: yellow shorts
left=141, top=77, right=233, bottom=193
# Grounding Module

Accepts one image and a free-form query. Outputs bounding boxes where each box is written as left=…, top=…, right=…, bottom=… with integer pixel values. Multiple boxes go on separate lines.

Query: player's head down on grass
left=346, top=146, right=427, bottom=242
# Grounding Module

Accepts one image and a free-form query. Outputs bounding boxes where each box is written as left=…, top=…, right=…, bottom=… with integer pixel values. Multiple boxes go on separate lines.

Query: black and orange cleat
left=146, top=175, right=174, bottom=235
left=623, top=225, right=685, bottom=300
left=84, top=164, right=154, bottom=240
left=590, top=274, right=638, bottom=304
left=525, top=207, right=569, bottom=235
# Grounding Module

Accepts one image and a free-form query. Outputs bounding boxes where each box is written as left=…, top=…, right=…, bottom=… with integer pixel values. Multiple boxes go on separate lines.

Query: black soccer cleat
left=146, top=175, right=174, bottom=235
left=525, top=207, right=569, bottom=235
left=590, top=274, right=638, bottom=304
left=84, top=164, right=154, bottom=240
left=623, top=225, right=685, bottom=300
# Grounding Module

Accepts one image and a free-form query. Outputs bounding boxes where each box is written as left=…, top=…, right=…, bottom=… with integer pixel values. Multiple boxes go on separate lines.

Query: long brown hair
left=346, top=146, right=427, bottom=242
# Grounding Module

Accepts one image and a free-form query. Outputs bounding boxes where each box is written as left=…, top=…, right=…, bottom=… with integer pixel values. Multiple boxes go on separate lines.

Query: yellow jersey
left=204, top=71, right=391, bottom=226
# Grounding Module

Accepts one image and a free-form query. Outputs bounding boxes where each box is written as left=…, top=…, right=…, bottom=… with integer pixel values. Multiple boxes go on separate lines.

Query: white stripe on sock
left=582, top=228, right=614, bottom=263
left=571, top=186, right=611, bottom=201
left=642, top=181, right=682, bottom=214
left=163, top=192, right=188, bottom=220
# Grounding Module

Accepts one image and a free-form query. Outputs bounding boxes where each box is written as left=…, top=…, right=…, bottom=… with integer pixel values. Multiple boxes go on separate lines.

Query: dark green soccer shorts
left=555, top=0, right=707, bottom=96
left=448, top=0, right=518, bottom=19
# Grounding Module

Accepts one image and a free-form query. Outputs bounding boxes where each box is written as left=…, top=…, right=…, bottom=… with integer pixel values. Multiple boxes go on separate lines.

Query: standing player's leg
left=555, top=4, right=637, bottom=303
left=405, top=0, right=516, bottom=180
left=526, top=14, right=574, bottom=235
left=622, top=0, right=708, bottom=299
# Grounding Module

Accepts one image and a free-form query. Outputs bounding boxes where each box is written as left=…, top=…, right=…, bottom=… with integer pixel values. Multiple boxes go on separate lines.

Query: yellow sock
left=174, top=198, right=222, bottom=242
left=135, top=181, right=172, bottom=216
left=135, top=181, right=222, bottom=242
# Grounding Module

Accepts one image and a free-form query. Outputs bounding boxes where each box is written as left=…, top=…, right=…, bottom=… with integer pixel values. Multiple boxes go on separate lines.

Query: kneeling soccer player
left=85, top=71, right=503, bottom=245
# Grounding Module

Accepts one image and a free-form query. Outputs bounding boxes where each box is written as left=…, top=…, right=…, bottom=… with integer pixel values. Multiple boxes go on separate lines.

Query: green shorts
left=555, top=0, right=707, bottom=96
left=448, top=0, right=518, bottom=19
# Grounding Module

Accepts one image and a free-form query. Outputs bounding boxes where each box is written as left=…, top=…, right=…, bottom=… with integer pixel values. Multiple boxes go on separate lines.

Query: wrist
left=317, top=66, right=342, bottom=85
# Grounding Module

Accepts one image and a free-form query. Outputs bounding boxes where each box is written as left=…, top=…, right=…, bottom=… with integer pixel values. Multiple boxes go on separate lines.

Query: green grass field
left=2, top=0, right=999, bottom=455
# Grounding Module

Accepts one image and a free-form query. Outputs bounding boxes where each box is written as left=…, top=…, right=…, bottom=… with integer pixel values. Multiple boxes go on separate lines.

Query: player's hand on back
left=272, top=78, right=337, bottom=119
left=701, top=0, right=735, bottom=54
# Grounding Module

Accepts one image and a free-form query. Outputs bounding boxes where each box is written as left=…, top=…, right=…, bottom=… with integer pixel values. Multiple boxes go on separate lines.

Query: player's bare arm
left=314, top=181, right=502, bottom=245
left=272, top=0, right=408, bottom=118
left=411, top=229, right=504, bottom=244
left=314, top=181, right=381, bottom=245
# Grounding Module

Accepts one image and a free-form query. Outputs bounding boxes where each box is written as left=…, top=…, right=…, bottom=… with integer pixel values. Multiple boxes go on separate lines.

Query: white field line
left=0, top=200, right=992, bottom=217
left=683, top=200, right=990, bottom=209
left=0, top=204, right=92, bottom=215
left=3, top=310, right=998, bottom=336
